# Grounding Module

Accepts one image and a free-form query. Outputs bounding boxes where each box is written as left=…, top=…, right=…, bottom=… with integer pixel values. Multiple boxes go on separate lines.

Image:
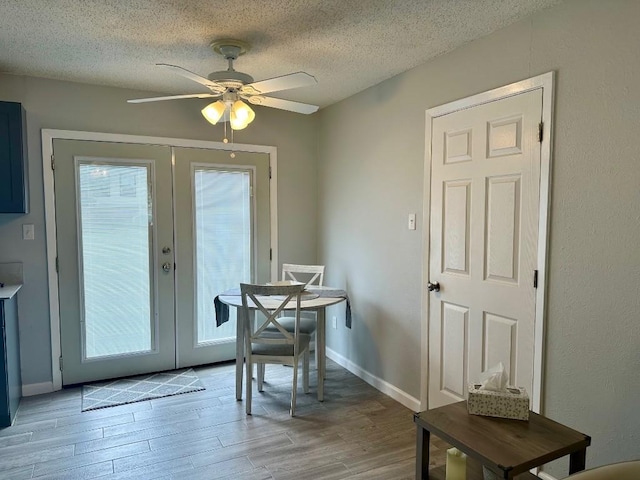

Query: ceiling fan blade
left=157, top=63, right=227, bottom=93
left=127, top=93, right=218, bottom=104
left=248, top=96, right=319, bottom=114
left=241, top=72, right=317, bottom=95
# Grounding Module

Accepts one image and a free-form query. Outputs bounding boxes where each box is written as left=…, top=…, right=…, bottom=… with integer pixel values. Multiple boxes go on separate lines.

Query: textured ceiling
left=0, top=0, right=560, bottom=108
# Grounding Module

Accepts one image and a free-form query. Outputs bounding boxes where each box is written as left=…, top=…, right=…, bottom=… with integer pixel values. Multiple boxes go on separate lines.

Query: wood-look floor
left=0, top=359, right=449, bottom=479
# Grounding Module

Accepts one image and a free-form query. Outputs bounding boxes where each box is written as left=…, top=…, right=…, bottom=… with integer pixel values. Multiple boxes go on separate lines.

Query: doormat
left=81, top=368, right=205, bottom=411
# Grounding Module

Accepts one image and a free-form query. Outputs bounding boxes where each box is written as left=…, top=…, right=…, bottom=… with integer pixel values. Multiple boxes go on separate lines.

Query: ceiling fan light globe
left=231, top=100, right=255, bottom=125
left=229, top=109, right=249, bottom=130
left=201, top=100, right=226, bottom=125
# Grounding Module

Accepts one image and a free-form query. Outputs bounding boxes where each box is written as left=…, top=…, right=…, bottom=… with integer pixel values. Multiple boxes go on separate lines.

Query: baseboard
left=326, top=347, right=421, bottom=412
left=22, top=381, right=55, bottom=396
left=538, top=472, right=558, bottom=480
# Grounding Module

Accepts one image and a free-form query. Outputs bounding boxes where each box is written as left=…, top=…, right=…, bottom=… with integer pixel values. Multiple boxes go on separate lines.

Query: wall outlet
left=332, top=316, right=337, bottom=329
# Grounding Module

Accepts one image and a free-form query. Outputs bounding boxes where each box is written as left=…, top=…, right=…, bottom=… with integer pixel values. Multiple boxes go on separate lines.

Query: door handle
left=427, top=281, right=440, bottom=292
left=162, top=262, right=172, bottom=273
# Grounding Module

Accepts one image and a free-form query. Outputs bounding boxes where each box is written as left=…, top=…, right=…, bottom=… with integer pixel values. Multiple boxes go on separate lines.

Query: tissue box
left=467, top=384, right=530, bottom=421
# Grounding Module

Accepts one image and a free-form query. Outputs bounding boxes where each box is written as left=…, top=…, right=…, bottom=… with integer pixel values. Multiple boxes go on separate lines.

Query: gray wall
left=0, top=74, right=319, bottom=388
left=318, top=0, right=639, bottom=472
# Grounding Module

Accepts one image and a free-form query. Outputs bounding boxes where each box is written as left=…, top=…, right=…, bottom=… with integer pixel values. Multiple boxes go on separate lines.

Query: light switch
left=22, top=224, right=35, bottom=240
left=408, top=213, right=416, bottom=230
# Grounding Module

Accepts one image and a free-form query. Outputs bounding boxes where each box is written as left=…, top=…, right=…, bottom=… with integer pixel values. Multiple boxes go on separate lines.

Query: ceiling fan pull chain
left=230, top=129, right=236, bottom=158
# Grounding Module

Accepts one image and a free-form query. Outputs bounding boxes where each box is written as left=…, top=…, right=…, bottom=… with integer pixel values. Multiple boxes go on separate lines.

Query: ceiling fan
left=128, top=39, right=319, bottom=131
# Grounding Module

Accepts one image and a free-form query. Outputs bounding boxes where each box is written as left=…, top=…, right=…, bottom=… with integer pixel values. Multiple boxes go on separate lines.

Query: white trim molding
left=420, top=72, right=555, bottom=412
left=42, top=129, right=279, bottom=391
left=326, top=347, right=421, bottom=412
left=22, top=382, right=55, bottom=397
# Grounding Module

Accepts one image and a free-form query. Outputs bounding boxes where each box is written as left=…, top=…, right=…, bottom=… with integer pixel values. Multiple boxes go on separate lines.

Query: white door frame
left=420, top=72, right=555, bottom=412
left=42, top=129, right=279, bottom=391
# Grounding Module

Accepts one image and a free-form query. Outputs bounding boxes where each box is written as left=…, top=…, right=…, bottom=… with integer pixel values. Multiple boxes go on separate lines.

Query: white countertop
left=0, top=284, right=22, bottom=300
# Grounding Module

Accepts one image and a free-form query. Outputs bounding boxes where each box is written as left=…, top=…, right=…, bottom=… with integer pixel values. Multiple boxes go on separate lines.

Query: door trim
left=42, top=129, right=279, bottom=391
left=420, top=72, right=555, bottom=412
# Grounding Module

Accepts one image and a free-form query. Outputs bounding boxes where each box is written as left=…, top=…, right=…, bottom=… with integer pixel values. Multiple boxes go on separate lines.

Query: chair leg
left=291, top=357, right=298, bottom=416
left=257, top=363, right=265, bottom=392
left=245, top=354, right=252, bottom=415
left=303, top=349, right=309, bottom=394
left=314, top=336, right=319, bottom=370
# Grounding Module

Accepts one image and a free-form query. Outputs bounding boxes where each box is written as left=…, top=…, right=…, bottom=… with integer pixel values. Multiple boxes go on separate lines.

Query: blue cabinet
left=0, top=101, right=28, bottom=213
left=0, top=294, right=22, bottom=427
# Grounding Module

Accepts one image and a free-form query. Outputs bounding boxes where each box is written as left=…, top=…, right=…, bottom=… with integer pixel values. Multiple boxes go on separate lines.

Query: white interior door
left=428, top=89, right=543, bottom=408
left=54, top=140, right=271, bottom=385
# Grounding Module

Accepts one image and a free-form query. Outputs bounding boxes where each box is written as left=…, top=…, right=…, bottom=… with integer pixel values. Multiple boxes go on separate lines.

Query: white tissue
left=478, top=362, right=508, bottom=392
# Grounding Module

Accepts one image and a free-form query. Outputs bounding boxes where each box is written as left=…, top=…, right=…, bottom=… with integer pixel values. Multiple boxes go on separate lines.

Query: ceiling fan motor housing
left=207, top=70, right=254, bottom=89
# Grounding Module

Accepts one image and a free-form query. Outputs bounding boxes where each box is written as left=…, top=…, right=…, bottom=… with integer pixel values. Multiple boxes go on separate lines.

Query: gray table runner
left=214, top=287, right=352, bottom=328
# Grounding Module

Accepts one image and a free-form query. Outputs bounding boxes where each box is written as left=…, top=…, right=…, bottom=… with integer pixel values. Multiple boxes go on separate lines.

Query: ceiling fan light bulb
left=201, top=100, right=226, bottom=125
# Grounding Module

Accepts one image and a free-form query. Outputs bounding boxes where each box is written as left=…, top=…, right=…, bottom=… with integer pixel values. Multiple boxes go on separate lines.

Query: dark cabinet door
left=0, top=300, right=9, bottom=426
left=0, top=296, right=22, bottom=428
left=0, top=101, right=28, bottom=214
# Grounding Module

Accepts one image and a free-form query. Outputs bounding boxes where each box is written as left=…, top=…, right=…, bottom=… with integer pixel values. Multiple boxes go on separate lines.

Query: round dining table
left=218, top=288, right=346, bottom=402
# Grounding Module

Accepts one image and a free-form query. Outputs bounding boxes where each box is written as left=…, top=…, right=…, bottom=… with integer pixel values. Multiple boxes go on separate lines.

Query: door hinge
left=59, top=356, right=63, bottom=371
left=533, top=269, right=539, bottom=289
left=250, top=186, right=254, bottom=197
left=269, top=166, right=272, bottom=179
left=538, top=122, right=544, bottom=143
left=51, top=154, right=55, bottom=170
left=269, top=248, right=272, bottom=261
left=55, top=256, right=59, bottom=273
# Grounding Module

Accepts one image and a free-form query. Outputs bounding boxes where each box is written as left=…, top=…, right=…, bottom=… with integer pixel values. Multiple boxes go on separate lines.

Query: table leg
left=235, top=306, right=244, bottom=401
left=317, top=308, right=325, bottom=402
left=416, top=426, right=430, bottom=480
left=569, top=449, right=587, bottom=474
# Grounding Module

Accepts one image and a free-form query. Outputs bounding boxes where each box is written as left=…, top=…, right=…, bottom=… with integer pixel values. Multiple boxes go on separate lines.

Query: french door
left=53, top=140, right=270, bottom=385
left=173, top=147, right=271, bottom=366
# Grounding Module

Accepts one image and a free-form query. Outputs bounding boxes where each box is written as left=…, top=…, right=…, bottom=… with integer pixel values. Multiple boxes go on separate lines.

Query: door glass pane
left=194, top=168, right=251, bottom=344
left=78, top=162, right=153, bottom=358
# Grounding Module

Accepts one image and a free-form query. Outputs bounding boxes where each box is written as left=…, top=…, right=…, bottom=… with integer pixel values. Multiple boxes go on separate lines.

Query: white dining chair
left=273, top=264, right=325, bottom=366
left=282, top=263, right=325, bottom=287
left=240, top=282, right=310, bottom=416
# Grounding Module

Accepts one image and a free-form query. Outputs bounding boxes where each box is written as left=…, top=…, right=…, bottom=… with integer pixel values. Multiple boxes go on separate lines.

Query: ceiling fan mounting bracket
left=210, top=39, right=251, bottom=60
left=207, top=39, right=254, bottom=87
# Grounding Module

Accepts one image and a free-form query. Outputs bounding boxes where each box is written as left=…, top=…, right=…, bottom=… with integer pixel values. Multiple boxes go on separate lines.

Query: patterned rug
left=81, top=368, right=205, bottom=411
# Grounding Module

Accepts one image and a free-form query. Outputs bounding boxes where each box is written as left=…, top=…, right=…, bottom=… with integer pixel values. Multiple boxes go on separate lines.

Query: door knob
left=162, top=262, right=172, bottom=273
left=162, top=246, right=172, bottom=255
left=427, top=281, right=440, bottom=292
